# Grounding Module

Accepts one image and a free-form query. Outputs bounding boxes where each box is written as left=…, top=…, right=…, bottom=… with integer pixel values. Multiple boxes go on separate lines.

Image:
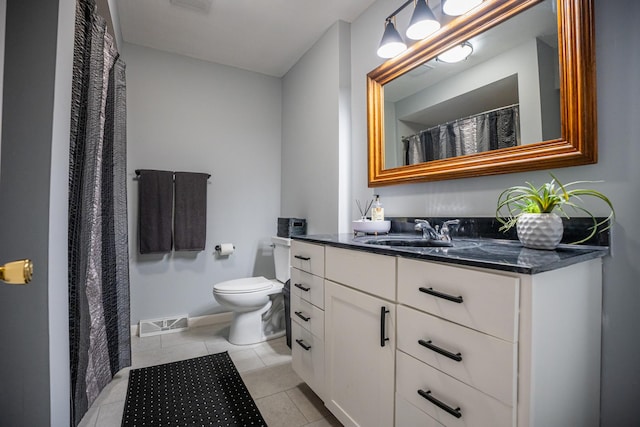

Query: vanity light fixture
left=406, top=0, right=441, bottom=40
left=377, top=18, right=408, bottom=58
left=436, top=41, right=474, bottom=63
left=442, top=0, right=484, bottom=16
left=377, top=0, right=440, bottom=58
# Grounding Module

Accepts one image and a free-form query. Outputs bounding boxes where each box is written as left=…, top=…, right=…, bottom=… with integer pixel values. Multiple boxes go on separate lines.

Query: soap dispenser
left=371, top=195, right=385, bottom=221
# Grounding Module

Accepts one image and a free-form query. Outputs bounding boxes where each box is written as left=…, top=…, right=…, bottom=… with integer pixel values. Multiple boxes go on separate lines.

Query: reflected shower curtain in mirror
left=68, top=0, right=130, bottom=425
left=403, top=105, right=520, bottom=165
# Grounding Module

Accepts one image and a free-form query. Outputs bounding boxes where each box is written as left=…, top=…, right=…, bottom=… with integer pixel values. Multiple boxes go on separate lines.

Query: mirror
left=367, top=0, right=596, bottom=186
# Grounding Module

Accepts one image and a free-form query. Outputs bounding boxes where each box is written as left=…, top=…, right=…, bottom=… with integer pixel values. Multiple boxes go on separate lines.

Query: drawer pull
left=294, top=255, right=311, bottom=261
left=380, top=307, right=390, bottom=347
left=295, top=339, right=311, bottom=351
left=419, top=286, right=463, bottom=304
left=418, top=389, right=462, bottom=419
left=294, top=311, right=310, bottom=322
left=418, top=339, right=462, bottom=362
left=294, top=283, right=310, bottom=292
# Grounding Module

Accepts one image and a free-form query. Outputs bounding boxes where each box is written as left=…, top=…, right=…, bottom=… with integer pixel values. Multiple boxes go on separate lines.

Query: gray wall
left=122, top=43, right=283, bottom=324
left=348, top=0, right=640, bottom=425
left=281, top=21, right=352, bottom=234
left=0, top=0, right=73, bottom=425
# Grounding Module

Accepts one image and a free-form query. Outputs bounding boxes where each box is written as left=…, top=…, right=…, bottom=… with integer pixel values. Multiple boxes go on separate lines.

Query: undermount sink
left=360, top=236, right=480, bottom=250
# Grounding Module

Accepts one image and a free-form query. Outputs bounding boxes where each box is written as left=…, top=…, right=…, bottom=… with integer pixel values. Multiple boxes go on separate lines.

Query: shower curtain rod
left=402, top=103, right=520, bottom=140
left=134, top=170, right=211, bottom=179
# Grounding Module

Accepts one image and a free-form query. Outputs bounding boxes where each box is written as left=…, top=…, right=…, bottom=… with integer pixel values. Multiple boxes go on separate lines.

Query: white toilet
left=213, top=236, right=291, bottom=345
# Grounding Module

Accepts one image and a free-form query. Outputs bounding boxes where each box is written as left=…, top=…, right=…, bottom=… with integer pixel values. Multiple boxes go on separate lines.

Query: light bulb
left=437, top=42, right=473, bottom=63
left=443, top=0, right=483, bottom=16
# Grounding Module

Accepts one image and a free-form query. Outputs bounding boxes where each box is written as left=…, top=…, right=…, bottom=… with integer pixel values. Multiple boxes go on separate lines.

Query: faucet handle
left=440, top=219, right=460, bottom=241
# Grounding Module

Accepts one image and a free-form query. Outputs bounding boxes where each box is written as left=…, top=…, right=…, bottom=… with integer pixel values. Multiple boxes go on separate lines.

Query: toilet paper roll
left=215, top=243, right=235, bottom=256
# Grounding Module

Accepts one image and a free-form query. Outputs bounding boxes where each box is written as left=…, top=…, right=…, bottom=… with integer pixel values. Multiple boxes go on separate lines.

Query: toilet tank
left=271, top=236, right=291, bottom=283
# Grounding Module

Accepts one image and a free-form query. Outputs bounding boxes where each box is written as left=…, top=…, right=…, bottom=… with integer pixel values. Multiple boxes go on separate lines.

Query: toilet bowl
left=213, top=236, right=290, bottom=345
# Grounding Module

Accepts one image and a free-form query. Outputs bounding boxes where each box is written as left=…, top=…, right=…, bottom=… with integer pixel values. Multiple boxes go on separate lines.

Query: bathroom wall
left=346, top=0, right=640, bottom=425
left=0, top=0, right=74, bottom=425
left=281, top=21, right=352, bottom=234
left=122, top=43, right=282, bottom=324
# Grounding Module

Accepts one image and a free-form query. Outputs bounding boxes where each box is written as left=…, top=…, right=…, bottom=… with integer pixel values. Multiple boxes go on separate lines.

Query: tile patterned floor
left=78, top=322, right=342, bottom=427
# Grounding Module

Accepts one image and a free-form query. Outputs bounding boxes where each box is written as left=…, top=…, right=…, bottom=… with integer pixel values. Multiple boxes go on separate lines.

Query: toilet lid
left=214, top=276, right=273, bottom=294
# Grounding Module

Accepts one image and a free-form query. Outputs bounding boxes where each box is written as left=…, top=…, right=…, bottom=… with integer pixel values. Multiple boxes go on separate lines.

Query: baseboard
left=130, top=311, right=233, bottom=337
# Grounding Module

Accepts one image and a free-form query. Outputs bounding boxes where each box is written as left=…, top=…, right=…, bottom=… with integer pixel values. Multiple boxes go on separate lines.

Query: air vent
left=139, top=315, right=189, bottom=337
left=169, top=0, right=213, bottom=14
left=408, top=62, right=436, bottom=77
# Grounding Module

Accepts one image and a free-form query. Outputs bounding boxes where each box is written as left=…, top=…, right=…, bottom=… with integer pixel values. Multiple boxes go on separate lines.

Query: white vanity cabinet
left=324, top=246, right=397, bottom=427
left=290, top=240, right=326, bottom=399
left=290, top=238, right=604, bottom=427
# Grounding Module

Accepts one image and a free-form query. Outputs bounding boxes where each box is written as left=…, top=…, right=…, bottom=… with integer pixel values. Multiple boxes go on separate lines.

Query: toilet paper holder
left=214, top=243, right=235, bottom=256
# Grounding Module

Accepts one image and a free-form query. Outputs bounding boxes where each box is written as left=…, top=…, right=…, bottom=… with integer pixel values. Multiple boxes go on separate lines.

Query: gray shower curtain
left=68, top=0, right=130, bottom=425
left=403, top=105, right=520, bottom=165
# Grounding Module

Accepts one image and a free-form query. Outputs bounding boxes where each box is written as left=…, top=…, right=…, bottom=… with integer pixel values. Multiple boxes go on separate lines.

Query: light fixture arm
left=384, top=0, right=414, bottom=22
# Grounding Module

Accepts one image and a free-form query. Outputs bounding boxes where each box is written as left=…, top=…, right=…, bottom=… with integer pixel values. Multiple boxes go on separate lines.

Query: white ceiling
left=116, top=0, right=377, bottom=77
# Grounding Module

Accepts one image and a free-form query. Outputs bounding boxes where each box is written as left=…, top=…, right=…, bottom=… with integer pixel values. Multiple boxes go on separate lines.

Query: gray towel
left=174, top=172, right=209, bottom=251
left=138, top=169, right=174, bottom=254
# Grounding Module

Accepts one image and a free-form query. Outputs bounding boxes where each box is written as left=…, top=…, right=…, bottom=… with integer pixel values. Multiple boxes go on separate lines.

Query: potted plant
left=496, top=173, right=615, bottom=250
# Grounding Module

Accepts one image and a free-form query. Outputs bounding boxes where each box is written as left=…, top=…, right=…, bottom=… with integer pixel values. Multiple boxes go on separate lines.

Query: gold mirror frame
left=367, top=0, right=596, bottom=186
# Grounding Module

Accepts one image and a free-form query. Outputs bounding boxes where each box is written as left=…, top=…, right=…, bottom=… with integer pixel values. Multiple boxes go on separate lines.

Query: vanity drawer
left=397, top=258, right=519, bottom=342
left=325, top=246, right=396, bottom=301
left=290, top=267, right=325, bottom=309
left=397, top=305, right=516, bottom=406
left=291, top=240, right=325, bottom=277
left=291, top=321, right=325, bottom=399
left=396, top=394, right=445, bottom=427
left=396, top=351, right=513, bottom=427
left=291, top=294, right=325, bottom=339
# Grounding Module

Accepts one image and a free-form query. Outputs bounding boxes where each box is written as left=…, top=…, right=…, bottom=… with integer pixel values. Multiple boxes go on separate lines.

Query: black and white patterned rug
left=121, top=352, right=267, bottom=426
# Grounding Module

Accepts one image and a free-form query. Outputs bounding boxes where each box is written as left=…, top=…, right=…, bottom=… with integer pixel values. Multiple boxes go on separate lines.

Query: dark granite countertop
left=291, top=233, right=609, bottom=275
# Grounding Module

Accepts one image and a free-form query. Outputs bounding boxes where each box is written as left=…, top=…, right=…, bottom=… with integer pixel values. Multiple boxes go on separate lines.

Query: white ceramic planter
left=516, top=213, right=564, bottom=250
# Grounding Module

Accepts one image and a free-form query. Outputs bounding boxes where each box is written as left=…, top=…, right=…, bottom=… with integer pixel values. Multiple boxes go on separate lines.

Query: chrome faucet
left=414, top=219, right=460, bottom=242
left=414, top=219, right=439, bottom=240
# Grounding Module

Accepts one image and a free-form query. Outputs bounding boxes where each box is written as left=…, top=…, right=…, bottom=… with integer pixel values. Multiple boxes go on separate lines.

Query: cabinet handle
left=417, top=389, right=462, bottom=419
left=294, top=255, right=311, bottom=261
left=419, top=287, right=463, bottom=304
left=418, top=339, right=462, bottom=362
left=295, top=339, right=311, bottom=351
left=294, top=283, right=310, bottom=292
left=294, top=311, right=310, bottom=322
left=380, top=307, right=390, bottom=347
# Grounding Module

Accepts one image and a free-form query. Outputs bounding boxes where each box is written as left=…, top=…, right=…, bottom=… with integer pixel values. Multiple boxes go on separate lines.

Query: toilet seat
left=213, top=276, right=278, bottom=294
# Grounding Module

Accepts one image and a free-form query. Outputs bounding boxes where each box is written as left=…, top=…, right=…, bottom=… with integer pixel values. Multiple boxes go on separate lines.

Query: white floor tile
left=77, top=405, right=99, bottom=427
left=227, top=348, right=267, bottom=372
left=241, top=362, right=303, bottom=399
left=254, top=337, right=292, bottom=366
left=132, top=341, right=209, bottom=368
left=286, top=383, right=330, bottom=423
left=130, top=334, right=160, bottom=353
left=255, top=391, right=308, bottom=427
left=94, top=401, right=125, bottom=427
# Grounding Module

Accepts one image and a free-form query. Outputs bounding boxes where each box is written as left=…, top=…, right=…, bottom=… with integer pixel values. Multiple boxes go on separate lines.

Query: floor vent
left=139, top=315, right=189, bottom=337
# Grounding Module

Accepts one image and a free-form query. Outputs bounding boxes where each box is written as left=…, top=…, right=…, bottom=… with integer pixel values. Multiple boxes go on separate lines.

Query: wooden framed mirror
left=367, top=0, right=596, bottom=186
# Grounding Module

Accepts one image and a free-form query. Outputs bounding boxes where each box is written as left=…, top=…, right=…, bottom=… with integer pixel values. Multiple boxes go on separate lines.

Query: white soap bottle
left=371, top=195, right=385, bottom=221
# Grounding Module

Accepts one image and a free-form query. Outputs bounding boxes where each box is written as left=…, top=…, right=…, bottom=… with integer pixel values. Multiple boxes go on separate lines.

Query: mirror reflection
left=382, top=0, right=559, bottom=169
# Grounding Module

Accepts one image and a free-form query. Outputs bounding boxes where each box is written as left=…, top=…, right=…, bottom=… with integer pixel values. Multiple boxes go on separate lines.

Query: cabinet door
left=324, top=280, right=395, bottom=427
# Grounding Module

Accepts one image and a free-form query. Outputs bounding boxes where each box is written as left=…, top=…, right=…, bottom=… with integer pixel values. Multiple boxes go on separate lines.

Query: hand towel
left=137, top=169, right=174, bottom=254
left=173, top=172, right=209, bottom=251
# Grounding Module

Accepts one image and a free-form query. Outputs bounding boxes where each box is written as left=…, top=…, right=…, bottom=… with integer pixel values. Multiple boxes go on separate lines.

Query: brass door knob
left=0, top=259, right=33, bottom=284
